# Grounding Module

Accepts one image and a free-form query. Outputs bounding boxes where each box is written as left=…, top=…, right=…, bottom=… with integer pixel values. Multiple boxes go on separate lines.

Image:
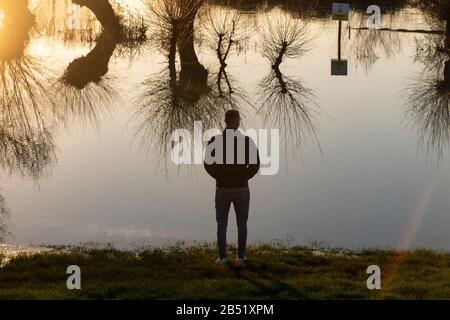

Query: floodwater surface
left=1, top=0, right=450, bottom=251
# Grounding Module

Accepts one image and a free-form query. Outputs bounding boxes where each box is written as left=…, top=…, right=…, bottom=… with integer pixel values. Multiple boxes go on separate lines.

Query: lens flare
left=384, top=182, right=434, bottom=288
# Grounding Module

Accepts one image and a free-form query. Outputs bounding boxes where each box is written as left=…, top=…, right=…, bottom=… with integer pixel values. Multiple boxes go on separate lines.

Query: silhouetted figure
left=204, top=110, right=260, bottom=264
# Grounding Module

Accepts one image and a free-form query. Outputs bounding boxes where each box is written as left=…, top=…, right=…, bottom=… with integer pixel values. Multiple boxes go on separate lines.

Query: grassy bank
left=1, top=245, right=450, bottom=299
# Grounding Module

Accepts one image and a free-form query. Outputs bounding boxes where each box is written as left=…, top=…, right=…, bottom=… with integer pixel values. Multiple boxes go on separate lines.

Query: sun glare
left=28, top=38, right=53, bottom=58
left=0, top=11, right=4, bottom=30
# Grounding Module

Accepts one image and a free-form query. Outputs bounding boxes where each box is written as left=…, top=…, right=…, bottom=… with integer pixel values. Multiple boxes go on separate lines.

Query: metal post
left=338, top=20, right=342, bottom=61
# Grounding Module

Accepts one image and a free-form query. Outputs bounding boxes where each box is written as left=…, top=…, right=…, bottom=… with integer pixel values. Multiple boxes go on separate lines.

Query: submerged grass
left=0, top=244, right=449, bottom=300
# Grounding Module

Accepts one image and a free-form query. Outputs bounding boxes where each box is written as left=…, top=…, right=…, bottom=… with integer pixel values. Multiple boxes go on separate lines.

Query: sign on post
left=332, top=3, right=350, bottom=21
left=331, top=59, right=348, bottom=76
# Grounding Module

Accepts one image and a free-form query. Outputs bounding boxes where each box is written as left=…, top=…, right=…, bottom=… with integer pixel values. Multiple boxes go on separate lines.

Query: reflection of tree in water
left=328, top=0, right=413, bottom=73
left=200, top=6, right=251, bottom=68
left=33, top=0, right=147, bottom=47
left=32, top=0, right=99, bottom=45
left=54, top=30, right=121, bottom=128
left=135, top=0, right=249, bottom=164
left=209, top=0, right=409, bottom=17
left=414, top=34, right=448, bottom=73
left=404, top=3, right=450, bottom=158
left=135, top=67, right=226, bottom=161
left=260, top=10, right=312, bottom=68
left=53, top=0, right=147, bottom=128
left=350, top=29, right=401, bottom=73
left=416, top=0, right=450, bottom=34
left=405, top=75, right=450, bottom=158
left=214, top=65, right=251, bottom=110
left=258, top=69, right=320, bottom=149
left=134, top=65, right=251, bottom=160
left=200, top=5, right=253, bottom=112
left=0, top=0, right=56, bottom=179
left=149, top=0, right=208, bottom=86
left=0, top=1, right=57, bottom=240
left=257, top=10, right=320, bottom=151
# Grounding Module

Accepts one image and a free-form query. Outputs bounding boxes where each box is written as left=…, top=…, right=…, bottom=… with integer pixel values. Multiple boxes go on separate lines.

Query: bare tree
left=347, top=11, right=401, bottom=73
left=133, top=62, right=251, bottom=168
left=148, top=0, right=206, bottom=73
left=53, top=0, right=149, bottom=129
left=259, top=9, right=313, bottom=69
left=200, top=6, right=251, bottom=67
left=257, top=9, right=321, bottom=154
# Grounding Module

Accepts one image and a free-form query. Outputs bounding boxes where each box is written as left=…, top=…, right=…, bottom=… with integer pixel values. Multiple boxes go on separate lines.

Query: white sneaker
left=236, top=256, right=248, bottom=264
left=215, top=257, right=228, bottom=265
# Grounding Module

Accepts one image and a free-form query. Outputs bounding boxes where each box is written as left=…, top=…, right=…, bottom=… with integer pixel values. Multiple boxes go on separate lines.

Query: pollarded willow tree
left=49, top=0, right=148, bottom=129
left=72, top=0, right=122, bottom=31
left=259, top=9, right=312, bottom=69
left=199, top=6, right=253, bottom=108
left=148, top=0, right=207, bottom=77
left=0, top=1, right=56, bottom=239
left=257, top=9, right=321, bottom=154
left=200, top=6, right=251, bottom=67
left=135, top=1, right=254, bottom=168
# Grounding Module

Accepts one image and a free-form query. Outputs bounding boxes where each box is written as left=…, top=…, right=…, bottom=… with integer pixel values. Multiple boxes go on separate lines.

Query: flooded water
left=1, top=0, right=450, bottom=251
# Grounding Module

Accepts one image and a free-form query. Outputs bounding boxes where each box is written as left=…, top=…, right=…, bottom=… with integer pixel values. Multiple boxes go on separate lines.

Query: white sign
left=332, top=3, right=350, bottom=21
left=331, top=59, right=348, bottom=76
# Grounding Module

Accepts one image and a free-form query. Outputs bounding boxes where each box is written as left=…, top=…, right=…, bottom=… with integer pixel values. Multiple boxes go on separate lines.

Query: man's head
left=225, top=110, right=240, bottom=129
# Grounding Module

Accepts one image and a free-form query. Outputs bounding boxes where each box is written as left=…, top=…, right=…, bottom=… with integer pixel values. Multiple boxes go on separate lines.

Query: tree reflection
left=149, top=0, right=207, bottom=76
left=257, top=10, right=320, bottom=151
left=54, top=30, right=121, bottom=128
left=405, top=1, right=450, bottom=158
left=344, top=9, right=403, bottom=73
left=32, top=0, right=100, bottom=45
left=200, top=6, right=251, bottom=68
left=135, top=0, right=250, bottom=164
left=405, top=75, right=450, bottom=157
left=0, top=0, right=56, bottom=179
left=260, top=10, right=312, bottom=69
left=52, top=0, right=147, bottom=128
left=200, top=5, right=253, bottom=114
left=0, top=0, right=57, bottom=240
left=209, top=0, right=409, bottom=18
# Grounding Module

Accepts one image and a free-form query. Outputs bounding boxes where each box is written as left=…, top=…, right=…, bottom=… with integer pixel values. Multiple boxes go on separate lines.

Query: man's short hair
left=225, top=110, right=240, bottom=124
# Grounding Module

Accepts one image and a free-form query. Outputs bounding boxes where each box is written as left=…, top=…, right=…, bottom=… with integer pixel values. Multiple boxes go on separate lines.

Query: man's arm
left=204, top=137, right=218, bottom=179
left=246, top=137, right=260, bottom=179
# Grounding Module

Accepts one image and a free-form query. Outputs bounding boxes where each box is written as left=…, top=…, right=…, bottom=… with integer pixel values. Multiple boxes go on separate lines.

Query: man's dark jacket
left=204, top=129, right=260, bottom=188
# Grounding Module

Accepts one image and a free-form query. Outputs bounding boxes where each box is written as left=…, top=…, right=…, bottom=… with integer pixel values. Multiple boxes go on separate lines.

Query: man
left=204, top=110, right=260, bottom=264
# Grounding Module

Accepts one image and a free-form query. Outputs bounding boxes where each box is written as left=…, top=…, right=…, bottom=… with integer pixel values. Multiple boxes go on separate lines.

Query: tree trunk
left=65, top=32, right=118, bottom=88
left=177, top=19, right=207, bottom=80
left=73, top=0, right=121, bottom=31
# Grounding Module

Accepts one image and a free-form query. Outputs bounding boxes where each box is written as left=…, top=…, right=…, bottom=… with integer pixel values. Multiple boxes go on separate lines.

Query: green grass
left=1, top=244, right=450, bottom=299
